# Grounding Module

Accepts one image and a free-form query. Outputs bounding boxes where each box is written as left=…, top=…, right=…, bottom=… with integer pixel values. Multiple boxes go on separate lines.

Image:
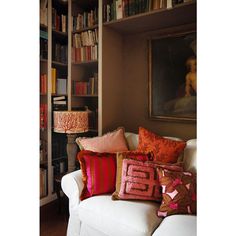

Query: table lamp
left=54, top=111, right=88, bottom=172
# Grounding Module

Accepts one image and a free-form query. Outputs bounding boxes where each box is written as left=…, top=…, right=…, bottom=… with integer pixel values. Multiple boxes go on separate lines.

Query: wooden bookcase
left=40, top=0, right=69, bottom=206
left=69, top=0, right=99, bottom=135
left=40, top=0, right=196, bottom=206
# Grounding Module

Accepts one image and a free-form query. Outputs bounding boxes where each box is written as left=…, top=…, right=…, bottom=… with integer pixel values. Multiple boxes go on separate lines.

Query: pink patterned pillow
left=77, top=150, right=117, bottom=200
left=118, top=159, right=162, bottom=201
left=76, top=127, right=128, bottom=152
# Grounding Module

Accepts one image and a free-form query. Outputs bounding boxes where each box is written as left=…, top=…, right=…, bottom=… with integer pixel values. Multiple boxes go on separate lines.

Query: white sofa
left=62, top=133, right=197, bottom=236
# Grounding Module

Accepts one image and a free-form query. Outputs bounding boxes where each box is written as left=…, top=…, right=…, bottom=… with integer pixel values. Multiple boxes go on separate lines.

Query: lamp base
left=66, top=134, right=78, bottom=172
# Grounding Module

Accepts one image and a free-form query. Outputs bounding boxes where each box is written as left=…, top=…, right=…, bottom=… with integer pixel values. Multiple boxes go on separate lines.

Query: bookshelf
left=69, top=0, right=99, bottom=134
left=103, top=1, right=196, bottom=34
left=40, top=0, right=69, bottom=206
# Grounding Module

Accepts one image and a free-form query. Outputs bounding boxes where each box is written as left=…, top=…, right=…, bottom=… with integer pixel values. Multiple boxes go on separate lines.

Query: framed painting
left=148, top=31, right=196, bottom=122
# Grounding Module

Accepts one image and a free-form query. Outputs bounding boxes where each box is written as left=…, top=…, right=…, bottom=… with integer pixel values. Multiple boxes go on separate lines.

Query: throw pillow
left=157, top=168, right=196, bottom=217
left=112, top=151, right=152, bottom=200
left=112, top=158, right=183, bottom=201
left=76, top=127, right=128, bottom=152
left=137, top=127, right=186, bottom=163
left=77, top=150, right=117, bottom=200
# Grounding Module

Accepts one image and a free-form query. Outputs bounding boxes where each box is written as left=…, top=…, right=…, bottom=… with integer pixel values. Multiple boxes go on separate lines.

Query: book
left=51, top=68, right=57, bottom=94
left=40, top=168, right=47, bottom=198
left=40, top=74, right=47, bottom=94
left=152, top=0, right=161, bottom=10
left=40, top=103, right=47, bottom=129
left=116, top=0, right=123, bottom=19
left=57, top=78, right=67, bottom=95
left=53, top=100, right=67, bottom=105
left=53, top=96, right=66, bottom=101
left=167, top=0, right=173, bottom=8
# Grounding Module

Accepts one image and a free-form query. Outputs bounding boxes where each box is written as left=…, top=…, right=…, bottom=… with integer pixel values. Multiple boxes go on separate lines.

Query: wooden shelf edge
left=52, top=29, right=68, bottom=37
left=72, top=24, right=98, bottom=34
left=103, top=1, right=196, bottom=34
left=72, top=60, right=98, bottom=65
left=103, top=1, right=196, bottom=26
left=52, top=61, right=68, bottom=66
left=72, top=94, right=98, bottom=97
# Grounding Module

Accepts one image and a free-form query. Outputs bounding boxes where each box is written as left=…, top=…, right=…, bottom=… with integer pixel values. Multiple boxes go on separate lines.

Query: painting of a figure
left=149, top=32, right=196, bottom=121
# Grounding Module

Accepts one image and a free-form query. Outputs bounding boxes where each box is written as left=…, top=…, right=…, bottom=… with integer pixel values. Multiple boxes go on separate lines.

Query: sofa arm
left=61, top=170, right=84, bottom=211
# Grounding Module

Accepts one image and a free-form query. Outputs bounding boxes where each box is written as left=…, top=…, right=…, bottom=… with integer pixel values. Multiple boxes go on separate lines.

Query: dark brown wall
left=122, top=29, right=196, bottom=140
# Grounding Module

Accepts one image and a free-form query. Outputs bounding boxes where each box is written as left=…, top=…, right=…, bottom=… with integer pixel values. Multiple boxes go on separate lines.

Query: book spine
left=51, top=68, right=56, bottom=94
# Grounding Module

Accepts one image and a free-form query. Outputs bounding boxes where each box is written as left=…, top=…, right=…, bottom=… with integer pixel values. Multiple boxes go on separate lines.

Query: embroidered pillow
left=157, top=168, right=196, bottom=217
left=137, top=127, right=186, bottom=163
left=77, top=150, right=117, bottom=200
left=117, top=159, right=162, bottom=201
left=112, top=151, right=152, bottom=200
left=76, top=127, right=128, bottom=152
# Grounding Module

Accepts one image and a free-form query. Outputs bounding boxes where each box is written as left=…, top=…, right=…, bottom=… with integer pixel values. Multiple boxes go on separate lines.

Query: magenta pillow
left=117, top=159, right=162, bottom=201
left=76, top=127, right=128, bottom=152
left=77, top=150, right=117, bottom=200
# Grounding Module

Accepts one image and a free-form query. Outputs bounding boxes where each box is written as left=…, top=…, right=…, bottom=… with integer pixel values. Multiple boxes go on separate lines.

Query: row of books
left=71, top=45, right=98, bottom=63
left=72, top=76, right=98, bottom=96
left=104, top=0, right=190, bottom=22
left=40, top=103, right=48, bottom=130
left=40, top=168, right=47, bottom=198
left=72, top=8, right=98, bottom=31
left=52, top=8, right=67, bottom=33
left=52, top=95, right=67, bottom=105
left=51, top=68, right=68, bottom=95
left=40, top=72, right=67, bottom=95
left=52, top=43, right=68, bottom=64
left=73, top=29, right=98, bottom=48
left=53, top=160, right=67, bottom=176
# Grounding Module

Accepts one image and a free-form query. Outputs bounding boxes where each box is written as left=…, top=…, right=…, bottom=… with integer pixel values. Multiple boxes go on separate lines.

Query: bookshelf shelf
left=52, top=61, right=67, bottom=66
left=72, top=24, right=98, bottom=34
left=72, top=94, right=98, bottom=97
left=72, top=60, right=98, bottom=66
left=103, top=1, right=196, bottom=34
left=52, top=29, right=68, bottom=37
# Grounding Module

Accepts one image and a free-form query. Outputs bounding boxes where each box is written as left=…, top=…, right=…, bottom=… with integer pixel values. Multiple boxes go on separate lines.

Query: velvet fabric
left=137, top=127, right=186, bottom=163
left=77, top=150, right=117, bottom=200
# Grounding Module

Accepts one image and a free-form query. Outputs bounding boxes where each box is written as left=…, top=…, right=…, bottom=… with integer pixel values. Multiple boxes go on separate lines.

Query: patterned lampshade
left=54, top=111, right=89, bottom=134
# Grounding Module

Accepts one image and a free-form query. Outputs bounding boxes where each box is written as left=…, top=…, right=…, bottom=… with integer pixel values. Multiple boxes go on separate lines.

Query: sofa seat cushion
left=152, top=215, right=196, bottom=236
left=78, top=195, right=162, bottom=236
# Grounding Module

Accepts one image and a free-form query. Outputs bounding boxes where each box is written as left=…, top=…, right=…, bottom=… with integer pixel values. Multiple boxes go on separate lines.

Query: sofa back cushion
left=183, top=139, right=197, bottom=173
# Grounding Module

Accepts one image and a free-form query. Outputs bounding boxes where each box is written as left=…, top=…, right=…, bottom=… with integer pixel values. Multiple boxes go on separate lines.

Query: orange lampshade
left=54, top=111, right=89, bottom=134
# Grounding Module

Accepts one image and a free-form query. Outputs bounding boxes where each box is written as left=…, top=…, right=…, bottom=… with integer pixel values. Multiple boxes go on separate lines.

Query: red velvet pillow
left=137, top=127, right=186, bottom=163
left=77, top=150, right=117, bottom=200
left=157, top=168, right=197, bottom=217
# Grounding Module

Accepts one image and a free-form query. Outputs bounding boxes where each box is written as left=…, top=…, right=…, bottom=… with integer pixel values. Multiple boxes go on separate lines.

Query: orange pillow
left=137, top=127, right=186, bottom=163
